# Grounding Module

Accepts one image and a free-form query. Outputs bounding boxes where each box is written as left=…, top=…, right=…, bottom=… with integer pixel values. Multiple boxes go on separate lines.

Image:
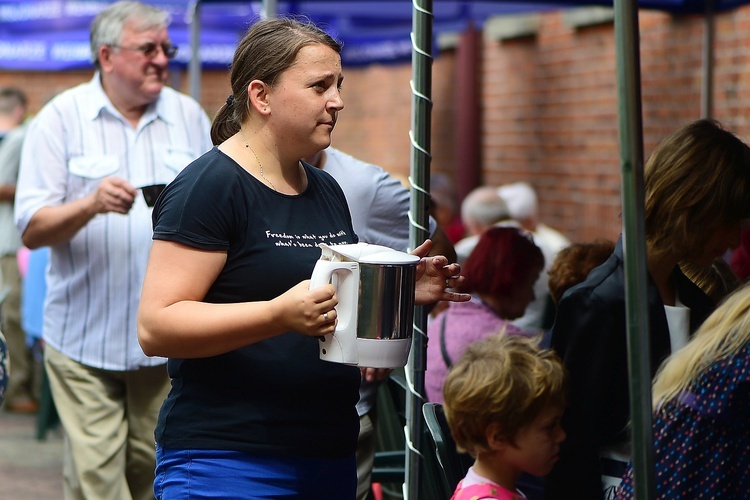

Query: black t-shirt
left=152, top=147, right=360, bottom=459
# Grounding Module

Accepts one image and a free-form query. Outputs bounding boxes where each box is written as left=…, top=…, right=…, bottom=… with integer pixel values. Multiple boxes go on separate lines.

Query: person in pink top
left=443, top=334, right=568, bottom=500
left=426, top=226, right=544, bottom=403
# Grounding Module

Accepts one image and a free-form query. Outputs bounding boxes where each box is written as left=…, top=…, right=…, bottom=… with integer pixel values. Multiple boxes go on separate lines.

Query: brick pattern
left=4, top=6, right=750, bottom=244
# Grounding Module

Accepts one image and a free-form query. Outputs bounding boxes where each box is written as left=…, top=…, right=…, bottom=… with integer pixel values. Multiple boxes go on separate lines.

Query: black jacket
left=544, top=238, right=714, bottom=500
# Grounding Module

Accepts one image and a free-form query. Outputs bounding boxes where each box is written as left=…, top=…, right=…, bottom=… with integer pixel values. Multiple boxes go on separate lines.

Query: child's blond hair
left=442, top=333, right=567, bottom=455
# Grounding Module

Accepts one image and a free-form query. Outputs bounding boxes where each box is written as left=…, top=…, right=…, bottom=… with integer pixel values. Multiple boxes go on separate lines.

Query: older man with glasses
left=14, top=2, right=211, bottom=499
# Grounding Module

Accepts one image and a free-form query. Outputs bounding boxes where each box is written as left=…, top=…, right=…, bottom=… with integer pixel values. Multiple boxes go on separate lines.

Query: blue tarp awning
left=0, top=0, right=747, bottom=70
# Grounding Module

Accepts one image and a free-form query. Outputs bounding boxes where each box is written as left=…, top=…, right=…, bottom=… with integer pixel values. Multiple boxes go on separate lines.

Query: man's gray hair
left=461, top=186, right=511, bottom=229
left=90, top=1, right=171, bottom=66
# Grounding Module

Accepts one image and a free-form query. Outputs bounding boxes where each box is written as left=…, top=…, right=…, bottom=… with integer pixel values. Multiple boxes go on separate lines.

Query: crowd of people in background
left=3, top=2, right=750, bottom=500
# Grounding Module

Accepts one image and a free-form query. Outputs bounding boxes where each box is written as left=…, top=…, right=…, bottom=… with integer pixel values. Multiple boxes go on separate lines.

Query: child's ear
left=485, top=422, right=508, bottom=451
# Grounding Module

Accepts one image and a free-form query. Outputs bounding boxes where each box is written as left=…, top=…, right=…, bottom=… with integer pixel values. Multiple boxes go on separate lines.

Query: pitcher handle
left=309, top=260, right=360, bottom=365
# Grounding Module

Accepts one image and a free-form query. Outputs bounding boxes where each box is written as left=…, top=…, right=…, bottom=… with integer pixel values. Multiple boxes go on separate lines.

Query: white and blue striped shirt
left=14, top=74, right=212, bottom=370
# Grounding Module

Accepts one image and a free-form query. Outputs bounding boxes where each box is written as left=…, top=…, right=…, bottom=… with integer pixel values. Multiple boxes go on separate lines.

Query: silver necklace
left=239, top=130, right=276, bottom=191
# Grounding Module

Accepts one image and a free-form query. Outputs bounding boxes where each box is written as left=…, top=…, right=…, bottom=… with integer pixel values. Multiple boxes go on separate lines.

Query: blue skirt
left=155, top=445, right=357, bottom=499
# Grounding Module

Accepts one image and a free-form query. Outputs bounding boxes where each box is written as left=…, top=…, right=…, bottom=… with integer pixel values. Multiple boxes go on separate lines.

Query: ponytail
left=210, top=99, right=240, bottom=146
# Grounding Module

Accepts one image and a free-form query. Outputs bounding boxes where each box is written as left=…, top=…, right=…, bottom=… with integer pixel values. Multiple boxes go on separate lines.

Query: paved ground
left=0, top=408, right=64, bottom=499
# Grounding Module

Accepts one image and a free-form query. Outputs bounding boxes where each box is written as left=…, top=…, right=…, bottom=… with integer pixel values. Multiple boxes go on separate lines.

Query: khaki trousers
left=45, top=345, right=171, bottom=500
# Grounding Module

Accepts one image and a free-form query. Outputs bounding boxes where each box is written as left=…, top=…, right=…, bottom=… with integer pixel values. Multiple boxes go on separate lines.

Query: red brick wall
left=0, top=69, right=232, bottom=118
left=331, top=8, right=750, bottom=245
left=4, top=6, right=750, bottom=245
left=0, top=70, right=94, bottom=112
left=482, top=13, right=624, bottom=243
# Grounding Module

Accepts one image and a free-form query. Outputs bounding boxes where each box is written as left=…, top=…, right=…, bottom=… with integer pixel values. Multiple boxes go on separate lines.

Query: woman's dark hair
left=645, top=119, right=750, bottom=260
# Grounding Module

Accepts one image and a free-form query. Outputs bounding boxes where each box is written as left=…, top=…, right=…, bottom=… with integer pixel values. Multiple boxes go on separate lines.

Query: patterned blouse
left=617, top=344, right=750, bottom=498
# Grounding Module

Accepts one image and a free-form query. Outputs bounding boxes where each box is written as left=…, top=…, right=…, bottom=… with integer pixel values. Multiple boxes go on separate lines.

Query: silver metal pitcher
left=310, top=243, right=419, bottom=368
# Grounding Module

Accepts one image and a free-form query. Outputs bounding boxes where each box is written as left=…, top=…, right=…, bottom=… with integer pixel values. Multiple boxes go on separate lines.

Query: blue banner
left=0, top=1, right=248, bottom=70
left=0, top=0, right=567, bottom=70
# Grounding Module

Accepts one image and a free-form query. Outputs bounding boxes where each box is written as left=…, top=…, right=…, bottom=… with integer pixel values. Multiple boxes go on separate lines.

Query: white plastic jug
left=310, top=242, right=420, bottom=368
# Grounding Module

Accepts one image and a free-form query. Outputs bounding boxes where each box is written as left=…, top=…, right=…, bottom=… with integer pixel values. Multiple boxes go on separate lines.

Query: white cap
left=497, top=182, right=538, bottom=220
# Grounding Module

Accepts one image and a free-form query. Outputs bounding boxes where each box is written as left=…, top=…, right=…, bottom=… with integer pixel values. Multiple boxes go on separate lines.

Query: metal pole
left=406, top=0, right=433, bottom=498
left=188, top=0, right=201, bottom=100
left=701, top=0, right=715, bottom=119
left=261, top=0, right=278, bottom=19
left=613, top=1, right=655, bottom=498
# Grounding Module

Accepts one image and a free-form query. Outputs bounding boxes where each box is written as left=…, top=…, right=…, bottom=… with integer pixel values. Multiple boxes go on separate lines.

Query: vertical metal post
left=261, top=0, right=278, bottom=19
left=406, top=0, right=433, bottom=499
left=613, top=1, right=655, bottom=498
left=701, top=0, right=715, bottom=119
left=456, top=23, right=481, bottom=202
left=188, top=0, right=201, bottom=101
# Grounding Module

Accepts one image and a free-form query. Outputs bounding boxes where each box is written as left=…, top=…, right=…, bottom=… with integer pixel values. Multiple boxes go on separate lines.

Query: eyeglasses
left=111, top=42, right=179, bottom=59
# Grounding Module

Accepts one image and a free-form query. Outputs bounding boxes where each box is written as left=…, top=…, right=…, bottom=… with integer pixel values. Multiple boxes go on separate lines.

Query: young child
left=443, top=333, right=568, bottom=500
